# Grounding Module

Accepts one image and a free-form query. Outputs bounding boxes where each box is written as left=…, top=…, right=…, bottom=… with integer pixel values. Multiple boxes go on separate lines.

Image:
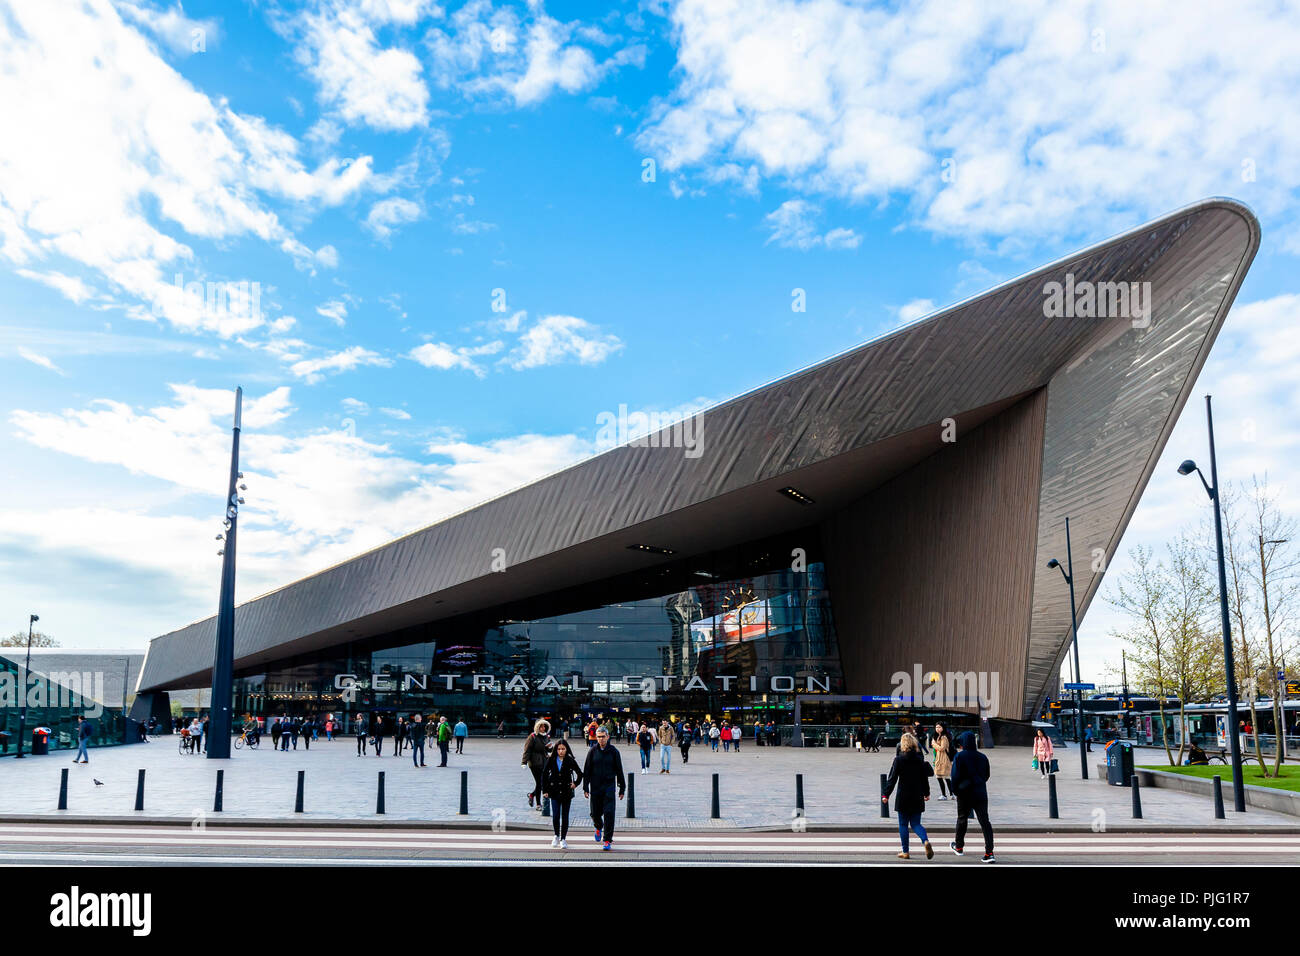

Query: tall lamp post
left=1177, top=394, right=1245, bottom=812
left=1047, top=517, right=1088, bottom=779
left=14, top=613, right=39, bottom=758
left=208, top=387, right=244, bottom=759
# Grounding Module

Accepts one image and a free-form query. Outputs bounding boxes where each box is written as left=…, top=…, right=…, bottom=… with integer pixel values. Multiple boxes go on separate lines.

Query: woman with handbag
left=882, top=733, right=934, bottom=859
left=1032, top=728, right=1055, bottom=779
left=541, top=738, right=583, bottom=848
left=931, top=723, right=954, bottom=800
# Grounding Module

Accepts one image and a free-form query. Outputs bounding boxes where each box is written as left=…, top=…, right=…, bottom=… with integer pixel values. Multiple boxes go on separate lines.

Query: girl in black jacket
left=882, top=733, right=935, bottom=859
left=540, top=739, right=583, bottom=847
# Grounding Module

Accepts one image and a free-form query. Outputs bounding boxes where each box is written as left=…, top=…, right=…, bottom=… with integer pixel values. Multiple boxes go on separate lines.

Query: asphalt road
left=0, top=822, right=1295, bottom=865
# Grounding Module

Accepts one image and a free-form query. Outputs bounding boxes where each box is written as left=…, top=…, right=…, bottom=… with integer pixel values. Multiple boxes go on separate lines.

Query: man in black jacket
left=949, top=731, right=995, bottom=863
left=408, top=713, right=427, bottom=767
left=582, top=727, right=625, bottom=850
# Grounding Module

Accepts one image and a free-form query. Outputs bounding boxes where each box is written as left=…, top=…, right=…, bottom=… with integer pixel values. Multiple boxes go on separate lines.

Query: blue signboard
left=1063, top=682, right=1096, bottom=691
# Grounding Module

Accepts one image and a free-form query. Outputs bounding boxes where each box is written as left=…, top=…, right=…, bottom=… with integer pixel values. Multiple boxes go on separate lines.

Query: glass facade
left=230, top=530, right=844, bottom=734
left=0, top=654, right=133, bottom=756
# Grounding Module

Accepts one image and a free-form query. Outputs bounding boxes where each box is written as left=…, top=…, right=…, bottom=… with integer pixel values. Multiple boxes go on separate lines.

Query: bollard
left=376, top=771, right=385, bottom=815
left=1131, top=774, right=1142, bottom=819
left=711, top=773, right=721, bottom=819
left=214, top=769, right=224, bottom=813
left=1213, top=775, right=1226, bottom=819
left=880, top=773, right=889, bottom=818
left=134, top=769, right=145, bottom=812
left=459, top=770, right=469, bottom=815
left=295, top=770, right=305, bottom=813
left=626, top=773, right=635, bottom=819
left=795, top=773, right=804, bottom=814
left=58, top=768, right=68, bottom=811
left=1048, top=772, right=1059, bottom=819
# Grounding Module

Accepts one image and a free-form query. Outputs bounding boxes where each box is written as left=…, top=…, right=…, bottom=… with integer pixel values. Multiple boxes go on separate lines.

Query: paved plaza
left=2, top=736, right=1293, bottom=830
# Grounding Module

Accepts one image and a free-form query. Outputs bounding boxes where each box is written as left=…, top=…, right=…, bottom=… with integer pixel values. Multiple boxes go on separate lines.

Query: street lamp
left=14, top=613, right=38, bottom=759
left=1177, top=394, right=1245, bottom=812
left=1047, top=517, right=1088, bottom=778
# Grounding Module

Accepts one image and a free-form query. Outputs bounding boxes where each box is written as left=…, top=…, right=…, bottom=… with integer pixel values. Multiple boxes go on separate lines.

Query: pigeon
left=93, top=779, right=104, bottom=786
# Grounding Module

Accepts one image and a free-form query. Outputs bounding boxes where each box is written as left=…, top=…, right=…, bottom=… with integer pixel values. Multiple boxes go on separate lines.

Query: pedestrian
left=271, top=719, right=283, bottom=751
left=190, top=716, right=204, bottom=754
left=1084, top=724, right=1093, bottom=752
left=301, top=716, right=313, bottom=750
left=582, top=727, right=625, bottom=851
left=373, top=714, right=386, bottom=756
left=680, top=721, right=692, bottom=765
left=542, top=738, right=583, bottom=848
left=882, top=732, right=934, bottom=859
left=1033, top=728, right=1054, bottom=779
left=732, top=723, right=741, bottom=753
left=709, top=723, right=721, bottom=752
left=636, top=723, right=654, bottom=773
left=325, top=717, right=334, bottom=742
left=586, top=718, right=599, bottom=749
left=354, top=713, right=368, bottom=756
left=522, top=719, right=552, bottom=809
left=409, top=713, right=427, bottom=767
left=73, top=715, right=92, bottom=763
left=658, top=718, right=676, bottom=773
left=722, top=722, right=731, bottom=752
left=930, top=722, right=954, bottom=800
left=436, top=716, right=453, bottom=766
left=453, top=718, right=467, bottom=754
left=289, top=718, right=300, bottom=750
left=392, top=717, right=405, bottom=756
left=949, top=731, right=995, bottom=863
left=754, top=719, right=762, bottom=747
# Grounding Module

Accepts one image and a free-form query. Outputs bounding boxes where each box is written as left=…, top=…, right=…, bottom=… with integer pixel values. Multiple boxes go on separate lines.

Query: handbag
left=1049, top=758, right=1059, bottom=774
left=1031, top=757, right=1039, bottom=769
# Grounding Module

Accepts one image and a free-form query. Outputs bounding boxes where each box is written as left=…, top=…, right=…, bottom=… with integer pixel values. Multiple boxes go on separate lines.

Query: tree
left=1217, top=484, right=1270, bottom=773
left=1, top=631, right=59, bottom=647
left=1246, top=476, right=1297, bottom=774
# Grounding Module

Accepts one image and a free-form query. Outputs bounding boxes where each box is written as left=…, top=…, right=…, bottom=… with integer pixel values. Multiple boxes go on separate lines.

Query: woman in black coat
left=540, top=738, right=584, bottom=847
left=882, top=732, right=935, bottom=859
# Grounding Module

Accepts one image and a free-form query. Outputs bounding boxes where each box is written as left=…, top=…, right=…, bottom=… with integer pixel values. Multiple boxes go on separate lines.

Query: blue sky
left=2, top=0, right=1299, bottom=686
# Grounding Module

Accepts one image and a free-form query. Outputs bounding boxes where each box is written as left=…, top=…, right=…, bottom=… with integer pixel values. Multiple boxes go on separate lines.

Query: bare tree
left=1, top=631, right=59, bottom=647
left=1217, top=485, right=1270, bottom=772
left=1110, top=546, right=1178, bottom=764
left=1247, top=476, right=1297, bottom=774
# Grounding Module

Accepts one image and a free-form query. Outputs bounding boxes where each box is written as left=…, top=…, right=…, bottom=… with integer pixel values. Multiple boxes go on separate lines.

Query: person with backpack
left=353, top=713, right=368, bottom=756
left=949, top=731, right=996, bottom=863
left=709, top=723, right=721, bottom=751
left=522, top=719, right=553, bottom=809
left=408, top=713, right=427, bottom=767
left=731, top=723, right=742, bottom=752
left=542, top=738, right=584, bottom=848
left=882, top=732, right=934, bottom=859
left=636, top=723, right=654, bottom=773
left=1032, top=728, right=1054, bottom=779
left=583, top=727, right=625, bottom=851
left=679, top=721, right=693, bottom=765
left=436, top=716, right=453, bottom=766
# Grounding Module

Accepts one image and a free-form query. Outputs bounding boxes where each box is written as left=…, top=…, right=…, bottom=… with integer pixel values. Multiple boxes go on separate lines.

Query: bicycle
left=233, top=729, right=260, bottom=750
left=178, top=729, right=193, bottom=754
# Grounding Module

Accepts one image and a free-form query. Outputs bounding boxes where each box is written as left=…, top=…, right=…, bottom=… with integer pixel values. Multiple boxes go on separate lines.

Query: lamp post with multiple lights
left=1177, top=394, right=1245, bottom=812
left=208, top=387, right=245, bottom=759
left=1047, top=518, right=1088, bottom=779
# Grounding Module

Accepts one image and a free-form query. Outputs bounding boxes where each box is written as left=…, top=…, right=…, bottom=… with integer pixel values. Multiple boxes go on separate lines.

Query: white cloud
left=316, top=299, right=349, bottom=326
left=341, top=397, right=370, bottom=414
left=763, top=200, right=860, bottom=250
left=3, top=385, right=594, bottom=643
left=296, top=3, right=432, bottom=131
left=408, top=340, right=502, bottom=377
left=0, top=1, right=371, bottom=337
left=507, top=314, right=623, bottom=369
left=15, top=269, right=95, bottom=304
left=117, top=1, right=220, bottom=56
left=289, top=346, right=393, bottom=384
left=17, top=347, right=63, bottom=374
left=639, top=0, right=1300, bottom=247
left=364, top=197, right=423, bottom=239
left=424, top=0, right=645, bottom=107
left=379, top=406, right=412, bottom=420
left=894, top=298, right=936, bottom=325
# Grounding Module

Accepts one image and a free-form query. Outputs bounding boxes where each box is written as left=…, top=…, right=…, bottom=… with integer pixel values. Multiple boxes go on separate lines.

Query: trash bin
left=1105, top=739, right=1133, bottom=786
left=31, top=727, right=50, bottom=756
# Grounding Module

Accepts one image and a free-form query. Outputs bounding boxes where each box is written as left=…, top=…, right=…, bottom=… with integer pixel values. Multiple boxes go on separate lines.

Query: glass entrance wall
left=230, top=529, right=844, bottom=734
